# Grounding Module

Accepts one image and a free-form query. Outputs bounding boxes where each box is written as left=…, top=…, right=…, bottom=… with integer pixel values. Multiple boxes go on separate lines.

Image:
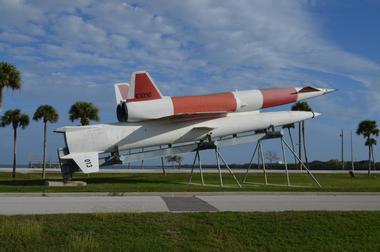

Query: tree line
left=1, top=62, right=100, bottom=179
left=1, top=62, right=379, bottom=178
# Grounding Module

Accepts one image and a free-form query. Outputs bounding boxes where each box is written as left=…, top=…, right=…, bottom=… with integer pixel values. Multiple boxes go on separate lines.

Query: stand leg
left=215, top=148, right=223, bottom=187
left=281, top=137, right=290, bottom=186
left=282, top=139, right=322, bottom=188
left=243, top=142, right=259, bottom=183
left=259, top=142, right=268, bottom=185
left=127, top=150, right=131, bottom=169
left=140, top=148, right=144, bottom=169
left=188, top=151, right=198, bottom=184
left=160, top=146, right=166, bottom=175
left=217, top=149, right=242, bottom=188
left=198, top=152, right=204, bottom=185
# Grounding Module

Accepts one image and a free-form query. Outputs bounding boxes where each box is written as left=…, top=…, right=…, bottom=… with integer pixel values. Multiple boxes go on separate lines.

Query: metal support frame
left=140, top=148, right=144, bottom=169
left=281, top=138, right=290, bottom=186
left=98, top=129, right=320, bottom=188
left=215, top=148, right=223, bottom=187
left=282, top=139, right=321, bottom=188
left=188, top=150, right=204, bottom=185
left=118, top=132, right=266, bottom=164
left=188, top=146, right=242, bottom=188
left=243, top=132, right=321, bottom=188
left=259, top=142, right=267, bottom=185
left=215, top=147, right=242, bottom=188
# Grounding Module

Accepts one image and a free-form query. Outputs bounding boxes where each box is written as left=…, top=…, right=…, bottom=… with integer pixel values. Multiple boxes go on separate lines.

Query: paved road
left=1, top=193, right=380, bottom=215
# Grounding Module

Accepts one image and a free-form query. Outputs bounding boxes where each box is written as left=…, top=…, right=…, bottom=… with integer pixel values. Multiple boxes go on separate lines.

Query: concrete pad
left=45, top=181, right=87, bottom=187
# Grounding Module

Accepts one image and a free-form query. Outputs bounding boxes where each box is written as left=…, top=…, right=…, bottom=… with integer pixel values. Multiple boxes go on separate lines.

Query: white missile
left=56, top=110, right=319, bottom=173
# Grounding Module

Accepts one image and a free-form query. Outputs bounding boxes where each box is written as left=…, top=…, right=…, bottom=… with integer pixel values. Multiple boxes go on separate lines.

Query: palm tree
left=356, top=120, right=379, bottom=175
left=282, top=123, right=296, bottom=164
left=0, top=62, right=22, bottom=109
left=0, top=109, right=29, bottom=178
left=33, top=105, right=59, bottom=179
left=69, top=101, right=99, bottom=126
left=291, top=101, right=312, bottom=169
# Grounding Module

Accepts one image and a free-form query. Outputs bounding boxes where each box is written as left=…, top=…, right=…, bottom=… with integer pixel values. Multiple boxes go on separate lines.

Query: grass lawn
left=0, top=211, right=379, bottom=251
left=0, top=172, right=379, bottom=192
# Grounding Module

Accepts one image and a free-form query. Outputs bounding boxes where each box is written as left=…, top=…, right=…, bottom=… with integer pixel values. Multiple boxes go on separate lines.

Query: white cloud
left=0, top=32, right=35, bottom=43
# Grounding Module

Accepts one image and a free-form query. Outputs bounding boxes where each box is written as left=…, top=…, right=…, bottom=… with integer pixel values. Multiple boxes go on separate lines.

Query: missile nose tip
left=312, top=112, right=321, bottom=118
left=324, top=88, right=336, bottom=94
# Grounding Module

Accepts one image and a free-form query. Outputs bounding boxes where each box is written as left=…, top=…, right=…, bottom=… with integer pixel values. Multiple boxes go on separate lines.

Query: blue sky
left=1, top=0, right=380, bottom=165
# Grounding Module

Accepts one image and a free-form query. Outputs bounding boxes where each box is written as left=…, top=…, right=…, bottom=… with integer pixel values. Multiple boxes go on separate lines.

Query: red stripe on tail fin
left=128, top=71, right=162, bottom=102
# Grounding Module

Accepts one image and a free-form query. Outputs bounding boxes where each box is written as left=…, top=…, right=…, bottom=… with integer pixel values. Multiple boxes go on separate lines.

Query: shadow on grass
left=0, top=174, right=173, bottom=188
left=0, top=179, right=45, bottom=186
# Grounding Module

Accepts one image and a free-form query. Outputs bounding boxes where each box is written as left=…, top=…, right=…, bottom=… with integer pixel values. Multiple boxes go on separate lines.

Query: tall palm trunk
left=161, top=157, right=166, bottom=175
left=42, top=121, right=47, bottom=179
left=302, top=121, right=309, bottom=169
left=287, top=128, right=297, bottom=165
left=12, top=127, right=17, bottom=179
left=372, top=145, right=376, bottom=170
left=298, top=122, right=302, bottom=170
left=368, top=140, right=371, bottom=176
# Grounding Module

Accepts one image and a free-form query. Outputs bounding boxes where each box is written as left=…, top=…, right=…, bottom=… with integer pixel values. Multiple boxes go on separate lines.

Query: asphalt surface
left=1, top=193, right=380, bottom=215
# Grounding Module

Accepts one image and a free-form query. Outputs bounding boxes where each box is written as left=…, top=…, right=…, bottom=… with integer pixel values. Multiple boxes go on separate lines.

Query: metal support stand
left=127, top=150, right=131, bottom=169
left=188, top=150, right=204, bottom=185
left=215, top=147, right=242, bottom=188
left=243, top=133, right=322, bottom=188
left=160, top=146, right=166, bottom=175
left=243, top=143, right=259, bottom=183
left=57, top=148, right=78, bottom=182
left=215, top=148, right=223, bottom=187
left=282, top=139, right=321, bottom=188
left=259, top=142, right=268, bottom=185
left=281, top=138, right=290, bottom=186
left=243, top=141, right=267, bottom=185
left=188, top=146, right=241, bottom=188
left=140, top=148, right=144, bottom=169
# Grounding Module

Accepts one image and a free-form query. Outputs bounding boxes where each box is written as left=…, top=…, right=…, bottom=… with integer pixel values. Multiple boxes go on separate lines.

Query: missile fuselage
left=57, top=110, right=319, bottom=155
left=124, top=87, right=332, bottom=122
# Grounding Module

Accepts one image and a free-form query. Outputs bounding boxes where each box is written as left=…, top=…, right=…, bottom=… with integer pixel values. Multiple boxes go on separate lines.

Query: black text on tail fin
left=128, top=71, right=163, bottom=101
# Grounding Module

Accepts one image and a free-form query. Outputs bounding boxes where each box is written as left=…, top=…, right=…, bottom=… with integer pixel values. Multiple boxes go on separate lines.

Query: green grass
left=0, top=172, right=379, bottom=192
left=0, top=211, right=379, bottom=251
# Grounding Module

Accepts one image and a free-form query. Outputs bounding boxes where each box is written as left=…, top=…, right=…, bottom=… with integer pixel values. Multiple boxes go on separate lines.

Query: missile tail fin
left=61, top=152, right=99, bottom=174
left=114, top=83, right=129, bottom=104
left=128, top=71, right=163, bottom=102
